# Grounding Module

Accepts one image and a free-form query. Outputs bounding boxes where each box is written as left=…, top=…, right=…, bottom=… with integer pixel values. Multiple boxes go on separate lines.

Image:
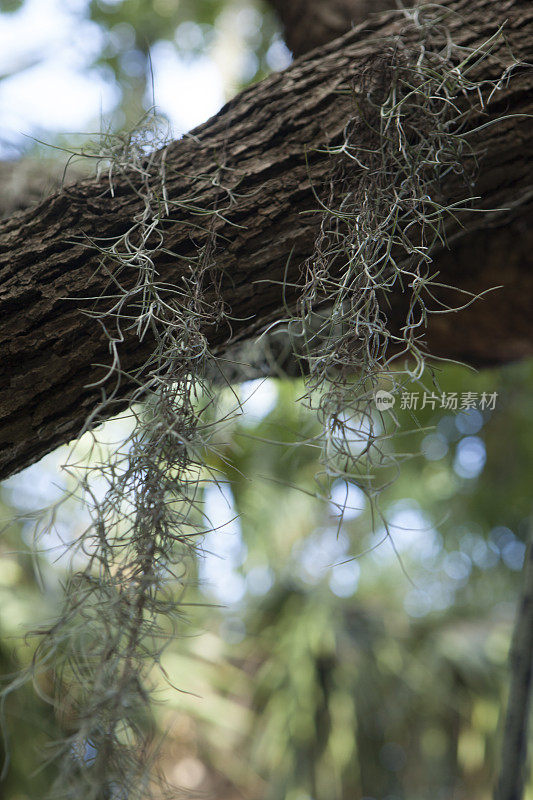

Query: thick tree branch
left=0, top=0, right=532, bottom=480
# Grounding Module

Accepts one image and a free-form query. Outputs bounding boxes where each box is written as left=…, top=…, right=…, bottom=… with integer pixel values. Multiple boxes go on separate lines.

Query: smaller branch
left=495, top=523, right=533, bottom=800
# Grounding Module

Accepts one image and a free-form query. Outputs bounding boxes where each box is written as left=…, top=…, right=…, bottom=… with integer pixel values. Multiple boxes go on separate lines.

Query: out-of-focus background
left=0, top=2, right=532, bottom=799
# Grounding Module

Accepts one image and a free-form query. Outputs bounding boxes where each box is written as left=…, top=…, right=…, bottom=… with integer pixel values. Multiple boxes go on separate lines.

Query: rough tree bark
left=0, top=0, right=532, bottom=480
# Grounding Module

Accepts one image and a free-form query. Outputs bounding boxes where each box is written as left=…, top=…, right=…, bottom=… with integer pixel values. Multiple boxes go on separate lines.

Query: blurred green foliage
left=1, top=0, right=284, bottom=156
left=86, top=0, right=281, bottom=125
left=176, top=363, right=531, bottom=800
left=0, top=0, right=23, bottom=12
left=2, top=362, right=532, bottom=799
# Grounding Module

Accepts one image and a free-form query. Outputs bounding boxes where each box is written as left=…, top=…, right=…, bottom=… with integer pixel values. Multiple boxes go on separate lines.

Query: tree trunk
left=0, top=0, right=531, bottom=480
left=495, top=527, right=533, bottom=800
left=268, top=0, right=401, bottom=57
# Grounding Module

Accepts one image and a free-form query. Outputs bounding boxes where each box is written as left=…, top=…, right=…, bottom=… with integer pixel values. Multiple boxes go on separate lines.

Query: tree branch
left=0, top=0, right=532, bottom=480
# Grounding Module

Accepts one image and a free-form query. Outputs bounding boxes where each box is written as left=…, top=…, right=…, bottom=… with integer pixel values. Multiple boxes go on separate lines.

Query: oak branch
left=0, top=0, right=531, bottom=480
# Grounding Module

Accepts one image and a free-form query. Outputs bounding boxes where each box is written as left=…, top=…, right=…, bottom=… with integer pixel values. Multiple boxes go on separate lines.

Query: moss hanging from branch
left=294, top=6, right=518, bottom=513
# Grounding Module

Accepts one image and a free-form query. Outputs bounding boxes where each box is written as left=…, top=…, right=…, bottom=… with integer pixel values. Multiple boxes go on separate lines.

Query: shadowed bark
left=268, top=0, right=402, bottom=56
left=0, top=0, right=532, bottom=480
